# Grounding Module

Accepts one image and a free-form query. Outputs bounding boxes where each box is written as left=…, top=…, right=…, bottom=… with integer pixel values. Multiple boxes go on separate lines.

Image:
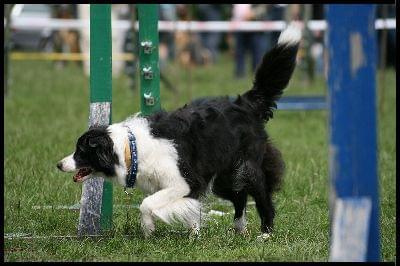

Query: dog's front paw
left=142, top=226, right=155, bottom=238
left=227, top=226, right=250, bottom=237
left=231, top=226, right=250, bottom=237
left=256, top=232, right=272, bottom=241
left=188, top=223, right=200, bottom=239
left=141, top=215, right=155, bottom=238
left=237, top=227, right=250, bottom=237
left=142, top=228, right=154, bottom=238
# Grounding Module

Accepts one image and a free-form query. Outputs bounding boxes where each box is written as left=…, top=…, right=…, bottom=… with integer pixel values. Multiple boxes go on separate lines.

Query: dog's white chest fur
left=109, top=116, right=189, bottom=195
left=136, top=173, right=160, bottom=195
left=107, top=116, right=201, bottom=236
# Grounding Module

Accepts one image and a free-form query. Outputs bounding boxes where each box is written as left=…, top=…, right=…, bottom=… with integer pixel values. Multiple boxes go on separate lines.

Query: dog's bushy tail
left=236, top=23, right=301, bottom=121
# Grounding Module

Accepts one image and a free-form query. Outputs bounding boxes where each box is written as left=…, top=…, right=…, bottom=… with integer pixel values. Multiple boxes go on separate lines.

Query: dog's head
left=57, top=126, right=119, bottom=183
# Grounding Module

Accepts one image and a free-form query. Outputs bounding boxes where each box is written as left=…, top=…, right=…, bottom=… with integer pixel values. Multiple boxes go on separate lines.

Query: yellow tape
left=10, top=52, right=135, bottom=61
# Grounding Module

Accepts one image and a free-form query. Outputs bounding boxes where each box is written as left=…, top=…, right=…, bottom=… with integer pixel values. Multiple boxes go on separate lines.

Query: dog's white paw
left=239, top=227, right=250, bottom=237
left=189, top=223, right=200, bottom=239
left=142, top=227, right=155, bottom=238
left=232, top=226, right=250, bottom=237
left=141, top=215, right=155, bottom=238
left=256, top=233, right=272, bottom=241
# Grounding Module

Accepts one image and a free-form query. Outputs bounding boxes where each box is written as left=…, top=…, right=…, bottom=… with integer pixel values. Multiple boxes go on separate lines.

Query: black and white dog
left=57, top=24, right=301, bottom=238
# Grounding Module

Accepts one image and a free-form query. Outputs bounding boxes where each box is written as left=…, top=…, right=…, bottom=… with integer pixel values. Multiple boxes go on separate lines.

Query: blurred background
left=4, top=4, right=396, bottom=94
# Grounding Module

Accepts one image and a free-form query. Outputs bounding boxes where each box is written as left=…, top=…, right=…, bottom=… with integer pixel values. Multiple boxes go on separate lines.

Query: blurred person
left=265, top=5, right=286, bottom=51
left=52, top=4, right=81, bottom=69
left=111, top=4, right=129, bottom=77
left=122, top=4, right=138, bottom=89
left=175, top=4, right=211, bottom=67
left=310, top=4, right=324, bottom=74
left=376, top=4, right=396, bottom=68
left=285, top=4, right=302, bottom=21
left=196, top=4, right=223, bottom=63
left=77, top=4, right=127, bottom=77
left=232, top=4, right=268, bottom=78
left=158, top=4, right=179, bottom=92
left=78, top=4, right=90, bottom=76
left=159, top=4, right=177, bottom=69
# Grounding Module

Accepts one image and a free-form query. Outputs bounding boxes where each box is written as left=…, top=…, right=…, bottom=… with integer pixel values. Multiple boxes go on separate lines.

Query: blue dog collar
left=125, top=127, right=138, bottom=188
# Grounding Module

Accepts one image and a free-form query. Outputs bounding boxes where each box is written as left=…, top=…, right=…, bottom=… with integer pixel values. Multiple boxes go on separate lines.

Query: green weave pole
left=138, top=4, right=161, bottom=115
left=90, top=4, right=112, bottom=103
left=78, top=4, right=113, bottom=236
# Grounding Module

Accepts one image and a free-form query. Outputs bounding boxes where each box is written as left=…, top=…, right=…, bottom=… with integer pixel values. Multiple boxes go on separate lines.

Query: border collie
left=57, top=24, right=301, bottom=238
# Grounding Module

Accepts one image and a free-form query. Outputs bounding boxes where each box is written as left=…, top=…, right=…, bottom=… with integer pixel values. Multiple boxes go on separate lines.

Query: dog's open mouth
left=73, top=168, right=93, bottom=182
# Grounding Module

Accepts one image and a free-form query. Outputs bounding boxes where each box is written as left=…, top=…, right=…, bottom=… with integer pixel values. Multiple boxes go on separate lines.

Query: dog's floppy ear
left=93, top=136, right=114, bottom=165
left=88, top=135, right=108, bottom=148
left=77, top=142, right=87, bottom=152
left=88, top=135, right=114, bottom=165
left=96, top=148, right=113, bottom=166
left=88, top=138, right=99, bottom=148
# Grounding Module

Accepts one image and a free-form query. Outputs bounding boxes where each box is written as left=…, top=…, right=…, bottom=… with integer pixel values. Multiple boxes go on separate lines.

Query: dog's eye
left=77, top=145, right=86, bottom=153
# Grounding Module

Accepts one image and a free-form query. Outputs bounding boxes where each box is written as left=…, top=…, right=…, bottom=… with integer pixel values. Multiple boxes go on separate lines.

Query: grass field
left=4, top=54, right=396, bottom=262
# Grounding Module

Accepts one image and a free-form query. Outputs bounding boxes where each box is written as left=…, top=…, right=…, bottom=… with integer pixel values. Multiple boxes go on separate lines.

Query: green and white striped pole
left=78, top=4, right=113, bottom=236
left=138, top=4, right=161, bottom=115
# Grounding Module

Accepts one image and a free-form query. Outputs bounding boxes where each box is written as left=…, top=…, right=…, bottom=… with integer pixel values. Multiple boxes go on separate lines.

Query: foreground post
left=326, top=5, right=380, bottom=262
left=138, top=4, right=161, bottom=115
left=78, top=4, right=113, bottom=236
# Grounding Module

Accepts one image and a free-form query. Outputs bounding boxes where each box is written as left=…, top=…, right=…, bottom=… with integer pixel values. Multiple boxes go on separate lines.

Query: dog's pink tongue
left=73, top=168, right=92, bottom=182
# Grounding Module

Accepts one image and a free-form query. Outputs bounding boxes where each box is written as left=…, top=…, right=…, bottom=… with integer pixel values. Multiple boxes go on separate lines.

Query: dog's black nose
left=57, top=162, right=63, bottom=170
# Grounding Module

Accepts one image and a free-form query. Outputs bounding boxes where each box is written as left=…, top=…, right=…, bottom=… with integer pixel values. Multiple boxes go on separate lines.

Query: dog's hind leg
left=247, top=175, right=275, bottom=234
left=251, top=191, right=275, bottom=234
left=253, top=142, right=285, bottom=235
left=212, top=172, right=248, bottom=234
left=236, top=160, right=276, bottom=234
left=232, top=191, right=248, bottom=234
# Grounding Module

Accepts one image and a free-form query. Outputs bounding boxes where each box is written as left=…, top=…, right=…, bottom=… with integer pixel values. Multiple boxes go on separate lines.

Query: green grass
left=4, top=54, right=396, bottom=262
